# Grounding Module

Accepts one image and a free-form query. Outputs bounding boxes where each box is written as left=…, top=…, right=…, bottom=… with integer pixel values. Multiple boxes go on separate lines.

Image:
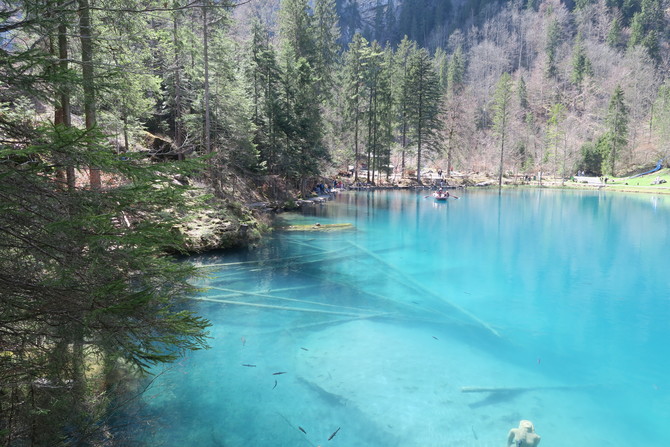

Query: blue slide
left=629, top=159, right=664, bottom=179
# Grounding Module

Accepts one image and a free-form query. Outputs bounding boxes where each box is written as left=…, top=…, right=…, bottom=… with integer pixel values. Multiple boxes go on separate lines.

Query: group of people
left=313, top=183, right=331, bottom=194
left=313, top=179, right=346, bottom=195
left=433, top=187, right=451, bottom=199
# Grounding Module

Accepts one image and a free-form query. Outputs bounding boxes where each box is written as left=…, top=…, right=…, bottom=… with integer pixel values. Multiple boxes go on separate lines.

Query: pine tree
left=604, top=85, right=629, bottom=175
left=442, top=45, right=467, bottom=176
left=408, top=47, right=442, bottom=184
left=393, top=36, right=416, bottom=178
left=627, top=0, right=663, bottom=61
left=277, top=0, right=326, bottom=191
left=342, top=33, right=369, bottom=181
left=378, top=46, right=396, bottom=180
left=279, top=0, right=315, bottom=63
left=571, top=33, right=593, bottom=90
left=493, top=72, right=513, bottom=187
left=434, top=47, right=449, bottom=92
left=547, top=102, right=567, bottom=179
left=78, top=0, right=101, bottom=188
left=1, top=3, right=213, bottom=443
left=446, top=46, right=466, bottom=96
left=247, top=19, right=283, bottom=174
left=517, top=76, right=528, bottom=110
left=362, top=40, right=395, bottom=184
left=607, top=15, right=623, bottom=49
left=652, top=81, right=670, bottom=159
left=545, top=19, right=560, bottom=79
left=312, top=0, right=341, bottom=98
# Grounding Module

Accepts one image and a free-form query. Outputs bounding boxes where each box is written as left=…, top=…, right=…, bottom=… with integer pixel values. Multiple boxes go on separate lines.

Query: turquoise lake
left=133, top=189, right=670, bottom=446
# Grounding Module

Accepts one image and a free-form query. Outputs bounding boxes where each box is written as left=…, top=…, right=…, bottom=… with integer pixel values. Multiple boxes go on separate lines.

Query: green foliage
left=574, top=0, right=597, bottom=9
left=434, top=47, right=449, bottom=91
left=446, top=46, right=466, bottom=97
left=627, top=0, right=663, bottom=60
left=545, top=19, right=560, bottom=79
left=604, top=85, right=629, bottom=175
left=279, top=0, right=316, bottom=62
left=578, top=138, right=606, bottom=176
left=312, top=0, right=341, bottom=97
left=362, top=41, right=395, bottom=183
left=607, top=15, right=624, bottom=49
left=0, top=120, right=211, bottom=443
left=652, top=81, right=670, bottom=157
left=247, top=19, right=284, bottom=174
left=516, top=141, right=534, bottom=172
left=547, top=102, right=567, bottom=174
left=493, top=73, right=513, bottom=139
left=517, top=76, right=528, bottom=110
left=571, top=33, right=593, bottom=88
left=407, top=46, right=442, bottom=182
left=340, top=33, right=365, bottom=177
left=1, top=2, right=214, bottom=443
left=392, top=36, right=417, bottom=175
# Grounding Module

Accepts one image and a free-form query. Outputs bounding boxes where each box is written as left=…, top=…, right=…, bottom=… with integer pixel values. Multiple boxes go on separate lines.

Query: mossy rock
left=279, top=223, right=354, bottom=232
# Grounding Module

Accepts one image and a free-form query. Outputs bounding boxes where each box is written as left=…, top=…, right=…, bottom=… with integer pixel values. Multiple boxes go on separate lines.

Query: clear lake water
left=130, top=188, right=670, bottom=446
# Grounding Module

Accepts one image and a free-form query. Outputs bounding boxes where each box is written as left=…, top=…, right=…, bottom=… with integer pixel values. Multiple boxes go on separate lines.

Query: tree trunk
left=122, top=112, right=130, bottom=154
left=401, top=115, right=407, bottom=179
left=498, top=125, right=505, bottom=188
left=416, top=79, right=424, bottom=185
left=447, top=129, right=453, bottom=177
left=54, top=0, right=75, bottom=190
left=367, top=86, right=373, bottom=184
left=78, top=0, right=100, bottom=189
left=354, top=112, right=359, bottom=182
left=173, top=9, right=184, bottom=159
left=202, top=1, right=211, bottom=154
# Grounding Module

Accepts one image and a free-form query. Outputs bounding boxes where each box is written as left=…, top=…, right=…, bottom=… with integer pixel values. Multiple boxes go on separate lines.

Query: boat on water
left=433, top=191, right=450, bottom=201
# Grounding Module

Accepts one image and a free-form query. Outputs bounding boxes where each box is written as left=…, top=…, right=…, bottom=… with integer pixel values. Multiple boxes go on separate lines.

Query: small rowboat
left=433, top=192, right=449, bottom=201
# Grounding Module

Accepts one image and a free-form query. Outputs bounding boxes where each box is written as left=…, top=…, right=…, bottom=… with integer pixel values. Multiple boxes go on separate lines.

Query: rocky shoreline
left=177, top=172, right=670, bottom=253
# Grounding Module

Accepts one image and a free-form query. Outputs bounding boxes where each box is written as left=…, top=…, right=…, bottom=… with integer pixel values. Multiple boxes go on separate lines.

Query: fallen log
left=461, top=384, right=597, bottom=393
left=278, top=223, right=354, bottom=232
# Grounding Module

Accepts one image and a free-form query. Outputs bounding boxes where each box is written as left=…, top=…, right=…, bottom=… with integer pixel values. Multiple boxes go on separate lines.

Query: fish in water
left=299, top=426, right=307, bottom=434
left=300, top=347, right=309, bottom=351
left=273, top=371, right=287, bottom=375
left=432, top=336, right=439, bottom=340
left=328, top=427, right=340, bottom=441
left=240, top=336, right=246, bottom=346
left=241, top=364, right=256, bottom=367
left=272, top=380, right=277, bottom=389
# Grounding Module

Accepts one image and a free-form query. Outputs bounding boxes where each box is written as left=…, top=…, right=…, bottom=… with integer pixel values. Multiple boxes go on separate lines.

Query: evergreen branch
left=86, top=0, right=253, bottom=14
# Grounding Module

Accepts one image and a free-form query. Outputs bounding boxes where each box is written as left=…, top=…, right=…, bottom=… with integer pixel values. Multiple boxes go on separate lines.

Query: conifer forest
left=2, top=0, right=670, bottom=444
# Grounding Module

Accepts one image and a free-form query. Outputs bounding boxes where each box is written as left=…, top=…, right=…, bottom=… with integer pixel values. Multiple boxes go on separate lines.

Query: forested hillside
left=236, top=0, right=670, bottom=183
left=2, top=0, right=670, bottom=444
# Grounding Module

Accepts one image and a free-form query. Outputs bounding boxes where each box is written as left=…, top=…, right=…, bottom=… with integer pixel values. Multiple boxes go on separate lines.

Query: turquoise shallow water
left=133, top=189, right=670, bottom=446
